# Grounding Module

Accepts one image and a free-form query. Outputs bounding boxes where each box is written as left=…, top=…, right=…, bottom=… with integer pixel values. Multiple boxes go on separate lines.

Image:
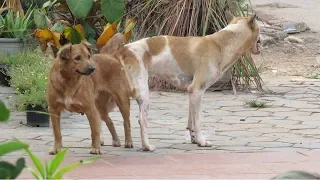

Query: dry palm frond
left=126, top=0, right=266, bottom=93
left=1, top=0, right=24, bottom=17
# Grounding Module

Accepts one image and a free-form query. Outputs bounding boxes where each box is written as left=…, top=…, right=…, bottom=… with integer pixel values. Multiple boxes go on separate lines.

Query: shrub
left=8, top=49, right=50, bottom=111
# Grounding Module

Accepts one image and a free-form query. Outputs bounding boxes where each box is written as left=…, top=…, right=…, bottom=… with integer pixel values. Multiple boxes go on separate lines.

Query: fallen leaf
left=123, top=18, right=136, bottom=42
left=97, top=23, right=118, bottom=48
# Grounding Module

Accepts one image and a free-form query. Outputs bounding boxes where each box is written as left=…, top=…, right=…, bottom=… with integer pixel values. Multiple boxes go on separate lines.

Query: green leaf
left=47, top=148, right=68, bottom=177
left=66, top=0, right=94, bottom=19
left=0, top=140, right=28, bottom=156
left=0, top=100, right=10, bottom=122
left=28, top=168, right=41, bottom=180
left=0, top=158, right=25, bottom=179
left=80, top=20, right=96, bottom=44
left=52, top=157, right=101, bottom=179
left=33, top=9, right=51, bottom=29
left=24, top=148, right=45, bottom=179
left=64, top=27, right=83, bottom=44
left=101, top=0, right=125, bottom=23
left=0, top=168, right=10, bottom=179
left=0, top=161, right=15, bottom=179
left=50, top=22, right=65, bottom=33
left=42, top=0, right=57, bottom=9
left=11, top=158, right=26, bottom=179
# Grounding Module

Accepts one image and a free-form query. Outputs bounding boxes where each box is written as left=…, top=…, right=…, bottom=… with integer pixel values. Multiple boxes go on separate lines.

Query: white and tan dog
left=111, top=11, right=261, bottom=151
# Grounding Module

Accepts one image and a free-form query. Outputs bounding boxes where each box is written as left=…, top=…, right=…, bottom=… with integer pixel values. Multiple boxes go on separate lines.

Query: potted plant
left=0, top=7, right=34, bottom=54
left=0, top=53, right=11, bottom=86
left=9, top=49, right=51, bottom=127
left=0, top=7, right=34, bottom=86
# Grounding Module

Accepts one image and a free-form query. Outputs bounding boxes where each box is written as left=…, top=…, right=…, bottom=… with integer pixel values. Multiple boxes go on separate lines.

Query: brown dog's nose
left=88, top=65, right=95, bottom=73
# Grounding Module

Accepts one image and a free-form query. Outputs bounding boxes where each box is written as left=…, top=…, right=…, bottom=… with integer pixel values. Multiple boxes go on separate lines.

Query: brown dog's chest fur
left=47, top=54, right=128, bottom=114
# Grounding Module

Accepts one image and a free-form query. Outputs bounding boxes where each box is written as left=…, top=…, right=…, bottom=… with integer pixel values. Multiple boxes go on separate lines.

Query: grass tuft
left=245, top=99, right=269, bottom=108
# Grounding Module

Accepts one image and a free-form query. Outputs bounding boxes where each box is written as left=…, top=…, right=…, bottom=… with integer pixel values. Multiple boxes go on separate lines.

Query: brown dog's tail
left=118, top=56, right=138, bottom=99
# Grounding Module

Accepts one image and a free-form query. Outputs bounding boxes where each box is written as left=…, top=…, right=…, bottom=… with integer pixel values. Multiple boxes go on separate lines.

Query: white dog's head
left=225, top=11, right=261, bottom=54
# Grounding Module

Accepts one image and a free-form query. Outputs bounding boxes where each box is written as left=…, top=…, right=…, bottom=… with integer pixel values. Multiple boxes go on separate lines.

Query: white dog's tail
left=118, top=57, right=138, bottom=99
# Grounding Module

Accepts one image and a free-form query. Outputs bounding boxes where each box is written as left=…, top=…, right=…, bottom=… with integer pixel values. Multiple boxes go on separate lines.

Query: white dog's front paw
left=141, top=144, right=156, bottom=152
left=112, top=139, right=121, bottom=147
left=197, top=140, right=212, bottom=147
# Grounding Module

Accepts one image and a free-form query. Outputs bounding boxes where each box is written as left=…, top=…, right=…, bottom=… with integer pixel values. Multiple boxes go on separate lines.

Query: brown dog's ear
left=57, top=44, right=72, bottom=61
left=225, top=10, right=235, bottom=24
left=100, top=33, right=125, bottom=54
left=80, top=40, right=96, bottom=54
left=248, top=13, right=257, bottom=28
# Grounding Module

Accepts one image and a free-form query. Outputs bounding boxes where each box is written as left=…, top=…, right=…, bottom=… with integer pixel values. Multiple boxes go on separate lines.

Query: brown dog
left=47, top=40, right=136, bottom=155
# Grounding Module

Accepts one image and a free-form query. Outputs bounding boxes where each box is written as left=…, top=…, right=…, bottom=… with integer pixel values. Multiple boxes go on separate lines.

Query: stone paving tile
left=247, top=141, right=293, bottom=148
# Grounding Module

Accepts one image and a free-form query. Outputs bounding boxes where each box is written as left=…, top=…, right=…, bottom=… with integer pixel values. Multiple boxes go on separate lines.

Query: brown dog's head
left=225, top=11, right=261, bottom=54
left=57, top=42, right=95, bottom=76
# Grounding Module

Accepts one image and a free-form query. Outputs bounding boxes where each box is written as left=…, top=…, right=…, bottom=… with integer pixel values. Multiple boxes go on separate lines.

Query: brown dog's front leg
left=86, top=108, right=102, bottom=154
left=49, top=108, right=62, bottom=155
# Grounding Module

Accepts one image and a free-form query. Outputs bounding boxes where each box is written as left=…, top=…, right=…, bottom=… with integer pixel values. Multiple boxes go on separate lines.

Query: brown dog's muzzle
left=76, top=65, right=96, bottom=75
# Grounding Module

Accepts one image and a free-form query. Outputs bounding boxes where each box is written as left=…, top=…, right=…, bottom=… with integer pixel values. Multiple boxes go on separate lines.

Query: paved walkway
left=2, top=76, right=320, bottom=178
left=14, top=151, right=320, bottom=179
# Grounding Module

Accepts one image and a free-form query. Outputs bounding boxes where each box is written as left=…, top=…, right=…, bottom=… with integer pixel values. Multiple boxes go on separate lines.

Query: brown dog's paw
left=49, top=147, right=61, bottom=155
left=100, top=139, right=104, bottom=146
left=112, top=139, right=121, bottom=147
left=90, top=148, right=102, bottom=155
left=124, top=141, right=133, bottom=148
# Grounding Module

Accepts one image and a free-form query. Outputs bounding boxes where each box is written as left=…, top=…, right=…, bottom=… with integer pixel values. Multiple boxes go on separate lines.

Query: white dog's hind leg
left=136, top=70, right=155, bottom=152
left=187, top=104, right=196, bottom=144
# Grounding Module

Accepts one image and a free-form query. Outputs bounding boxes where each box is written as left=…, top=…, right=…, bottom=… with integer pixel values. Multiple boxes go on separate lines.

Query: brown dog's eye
left=75, top=56, right=81, bottom=61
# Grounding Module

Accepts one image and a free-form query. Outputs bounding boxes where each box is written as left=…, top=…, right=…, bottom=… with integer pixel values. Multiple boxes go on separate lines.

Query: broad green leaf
left=0, top=100, right=10, bottom=122
left=47, top=148, right=68, bottom=177
left=10, top=158, right=26, bottom=179
left=66, top=0, right=94, bottom=19
left=101, top=0, right=125, bottom=23
left=24, top=148, right=45, bottom=179
left=50, top=22, right=65, bottom=33
left=53, top=157, right=101, bottom=179
left=33, top=9, right=51, bottom=29
left=80, top=20, right=96, bottom=44
left=63, top=24, right=86, bottom=44
left=0, top=161, right=15, bottom=179
left=0, top=168, right=10, bottom=179
left=0, top=140, right=28, bottom=155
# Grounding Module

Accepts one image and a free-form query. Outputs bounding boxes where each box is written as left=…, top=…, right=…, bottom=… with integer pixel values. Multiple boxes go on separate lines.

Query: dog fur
left=47, top=41, right=136, bottom=155
left=112, top=11, right=261, bottom=151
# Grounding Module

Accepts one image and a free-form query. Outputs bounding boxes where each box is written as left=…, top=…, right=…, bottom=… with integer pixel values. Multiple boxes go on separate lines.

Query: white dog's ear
left=58, top=44, right=72, bottom=61
left=100, top=33, right=125, bottom=54
left=225, top=10, right=235, bottom=23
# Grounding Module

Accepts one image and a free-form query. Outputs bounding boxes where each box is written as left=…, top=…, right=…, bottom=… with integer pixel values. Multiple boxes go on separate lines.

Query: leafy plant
left=26, top=148, right=100, bottom=179
left=0, top=7, right=34, bottom=38
left=34, top=0, right=136, bottom=53
left=8, top=49, right=50, bottom=110
left=245, top=99, right=269, bottom=108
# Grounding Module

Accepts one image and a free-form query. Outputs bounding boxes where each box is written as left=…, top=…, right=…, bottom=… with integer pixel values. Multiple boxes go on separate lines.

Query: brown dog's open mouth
left=76, top=69, right=92, bottom=75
